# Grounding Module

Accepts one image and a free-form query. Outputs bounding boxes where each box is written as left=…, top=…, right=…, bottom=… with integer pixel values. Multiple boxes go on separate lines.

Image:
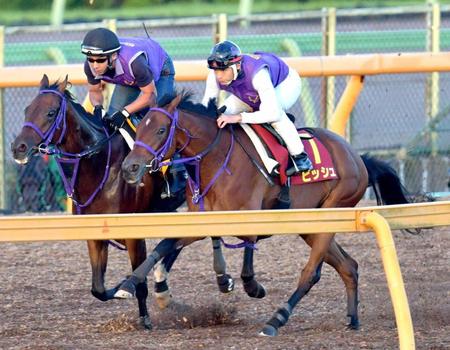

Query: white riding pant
left=224, top=68, right=304, bottom=155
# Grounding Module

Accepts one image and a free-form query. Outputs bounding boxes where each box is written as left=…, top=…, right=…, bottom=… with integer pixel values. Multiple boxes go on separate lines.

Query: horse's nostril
left=130, top=163, right=140, bottom=173
left=17, top=143, right=28, bottom=153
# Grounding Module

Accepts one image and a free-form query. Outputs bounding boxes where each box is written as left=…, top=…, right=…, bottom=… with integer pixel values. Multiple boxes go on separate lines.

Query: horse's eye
left=47, top=109, right=57, bottom=118
left=157, top=127, right=166, bottom=135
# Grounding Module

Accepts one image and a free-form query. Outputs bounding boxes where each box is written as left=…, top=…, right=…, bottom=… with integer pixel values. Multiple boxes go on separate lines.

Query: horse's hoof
left=246, top=284, right=266, bottom=299
left=217, top=274, right=234, bottom=294
left=347, top=318, right=360, bottom=330
left=259, top=324, right=278, bottom=337
left=140, top=315, right=152, bottom=330
left=114, top=279, right=136, bottom=299
left=91, top=289, right=109, bottom=302
left=155, top=290, right=172, bottom=309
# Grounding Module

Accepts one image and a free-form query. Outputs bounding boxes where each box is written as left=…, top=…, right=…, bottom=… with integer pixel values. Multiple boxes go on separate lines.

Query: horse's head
left=122, top=94, right=183, bottom=185
left=11, top=74, right=70, bottom=164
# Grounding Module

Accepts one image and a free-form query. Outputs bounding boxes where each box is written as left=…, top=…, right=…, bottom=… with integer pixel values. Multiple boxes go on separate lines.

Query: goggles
left=87, top=57, right=108, bottom=64
left=207, top=55, right=241, bottom=70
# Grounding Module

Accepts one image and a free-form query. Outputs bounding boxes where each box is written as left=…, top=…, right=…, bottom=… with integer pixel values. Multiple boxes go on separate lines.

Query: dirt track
left=0, top=225, right=449, bottom=349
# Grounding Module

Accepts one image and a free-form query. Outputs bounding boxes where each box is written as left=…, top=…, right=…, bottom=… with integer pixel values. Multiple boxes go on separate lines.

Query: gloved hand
left=217, top=105, right=227, bottom=115
left=93, top=105, right=105, bottom=119
left=105, top=109, right=130, bottom=130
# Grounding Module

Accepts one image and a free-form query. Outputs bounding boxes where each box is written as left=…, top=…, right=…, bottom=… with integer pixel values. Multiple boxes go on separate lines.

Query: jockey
left=202, top=40, right=313, bottom=176
left=81, top=27, right=175, bottom=128
left=81, top=27, right=185, bottom=198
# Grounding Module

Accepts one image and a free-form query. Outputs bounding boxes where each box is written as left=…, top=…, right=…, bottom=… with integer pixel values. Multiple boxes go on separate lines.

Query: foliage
left=2, top=0, right=450, bottom=25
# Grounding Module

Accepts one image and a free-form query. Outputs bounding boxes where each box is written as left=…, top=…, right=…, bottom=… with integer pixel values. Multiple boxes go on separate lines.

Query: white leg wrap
left=154, top=263, right=168, bottom=283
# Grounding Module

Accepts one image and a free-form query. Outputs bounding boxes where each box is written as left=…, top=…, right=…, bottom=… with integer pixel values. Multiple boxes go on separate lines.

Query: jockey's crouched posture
left=81, top=27, right=186, bottom=198
left=202, top=40, right=313, bottom=175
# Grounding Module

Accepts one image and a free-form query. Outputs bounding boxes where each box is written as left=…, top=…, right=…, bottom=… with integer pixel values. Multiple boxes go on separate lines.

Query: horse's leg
left=153, top=248, right=182, bottom=309
left=87, top=240, right=111, bottom=301
left=212, top=238, right=235, bottom=293
left=115, top=238, right=180, bottom=299
left=302, top=235, right=360, bottom=330
left=326, top=240, right=359, bottom=329
left=241, top=245, right=266, bottom=299
left=152, top=237, right=233, bottom=309
left=260, top=233, right=333, bottom=336
left=125, top=239, right=151, bottom=330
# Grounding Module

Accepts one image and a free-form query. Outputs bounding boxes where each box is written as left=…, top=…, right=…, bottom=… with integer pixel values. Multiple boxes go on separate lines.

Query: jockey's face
left=87, top=55, right=109, bottom=75
left=213, top=66, right=234, bottom=85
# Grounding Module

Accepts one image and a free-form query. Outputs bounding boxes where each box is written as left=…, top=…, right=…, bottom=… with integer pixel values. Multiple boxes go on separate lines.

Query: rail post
left=426, top=0, right=440, bottom=157
left=360, top=211, right=415, bottom=350
left=0, top=26, right=5, bottom=211
left=321, top=7, right=336, bottom=129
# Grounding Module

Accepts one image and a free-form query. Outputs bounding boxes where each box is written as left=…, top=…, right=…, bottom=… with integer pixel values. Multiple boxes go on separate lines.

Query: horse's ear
left=58, top=75, right=69, bottom=93
left=40, top=74, right=49, bottom=90
left=167, top=94, right=183, bottom=113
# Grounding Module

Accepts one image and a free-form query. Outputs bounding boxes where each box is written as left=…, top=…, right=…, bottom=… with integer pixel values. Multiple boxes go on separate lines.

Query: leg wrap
left=154, top=280, right=169, bottom=294
left=133, top=251, right=160, bottom=282
left=267, top=304, right=292, bottom=328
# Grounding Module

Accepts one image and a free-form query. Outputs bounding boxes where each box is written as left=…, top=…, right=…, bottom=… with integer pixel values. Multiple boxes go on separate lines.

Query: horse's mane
left=158, top=90, right=219, bottom=119
left=48, top=81, right=76, bottom=101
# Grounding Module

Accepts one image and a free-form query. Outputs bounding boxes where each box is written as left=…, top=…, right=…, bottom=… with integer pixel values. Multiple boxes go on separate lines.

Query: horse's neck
left=64, top=102, right=104, bottom=152
left=177, top=112, right=233, bottom=184
left=64, top=103, right=123, bottom=197
left=177, top=112, right=225, bottom=159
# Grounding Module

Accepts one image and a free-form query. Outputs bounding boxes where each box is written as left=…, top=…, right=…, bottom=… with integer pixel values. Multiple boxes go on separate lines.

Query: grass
left=1, top=0, right=449, bottom=26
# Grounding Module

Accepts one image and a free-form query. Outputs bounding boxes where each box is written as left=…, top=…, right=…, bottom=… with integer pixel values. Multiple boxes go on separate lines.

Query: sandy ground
left=0, top=225, right=449, bottom=350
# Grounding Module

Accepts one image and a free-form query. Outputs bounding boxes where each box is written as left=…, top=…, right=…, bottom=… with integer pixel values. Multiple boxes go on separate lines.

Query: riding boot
left=161, top=155, right=187, bottom=199
left=169, top=162, right=187, bottom=195
left=286, top=152, right=313, bottom=176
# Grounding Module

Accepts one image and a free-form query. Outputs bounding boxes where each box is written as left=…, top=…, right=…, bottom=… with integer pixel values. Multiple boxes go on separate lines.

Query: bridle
left=134, top=107, right=181, bottom=172
left=133, top=107, right=234, bottom=209
left=22, top=89, right=113, bottom=213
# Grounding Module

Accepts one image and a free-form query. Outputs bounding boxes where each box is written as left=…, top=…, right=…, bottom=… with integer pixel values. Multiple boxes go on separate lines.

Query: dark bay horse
left=115, top=92, right=411, bottom=335
left=10, top=77, right=233, bottom=328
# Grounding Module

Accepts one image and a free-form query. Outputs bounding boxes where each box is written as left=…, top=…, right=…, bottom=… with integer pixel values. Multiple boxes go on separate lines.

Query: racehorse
left=10, top=77, right=233, bottom=329
left=115, top=92, right=412, bottom=335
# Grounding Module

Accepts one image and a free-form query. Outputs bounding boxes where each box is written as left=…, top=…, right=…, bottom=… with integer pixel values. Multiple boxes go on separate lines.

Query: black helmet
left=207, top=40, right=242, bottom=70
left=81, top=28, right=121, bottom=56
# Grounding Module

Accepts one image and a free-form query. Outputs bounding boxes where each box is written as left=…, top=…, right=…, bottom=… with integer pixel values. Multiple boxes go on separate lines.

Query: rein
left=134, top=106, right=256, bottom=250
left=23, top=89, right=112, bottom=214
left=134, top=107, right=234, bottom=211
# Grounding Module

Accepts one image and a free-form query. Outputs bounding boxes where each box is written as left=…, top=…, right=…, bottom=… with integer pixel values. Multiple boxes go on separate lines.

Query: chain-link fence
left=2, top=5, right=450, bottom=213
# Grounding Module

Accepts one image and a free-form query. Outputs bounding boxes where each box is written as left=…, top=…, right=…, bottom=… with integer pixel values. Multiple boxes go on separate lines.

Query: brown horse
left=115, top=92, right=412, bottom=335
left=10, top=77, right=234, bottom=329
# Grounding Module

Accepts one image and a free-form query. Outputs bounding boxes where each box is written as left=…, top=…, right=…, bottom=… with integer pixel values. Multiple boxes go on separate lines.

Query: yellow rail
left=1, top=52, right=450, bottom=88
left=1, top=201, right=449, bottom=350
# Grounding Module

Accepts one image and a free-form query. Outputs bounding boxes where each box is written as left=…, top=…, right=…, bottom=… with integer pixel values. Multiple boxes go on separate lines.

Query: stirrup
left=286, top=153, right=313, bottom=176
left=160, top=178, right=171, bottom=199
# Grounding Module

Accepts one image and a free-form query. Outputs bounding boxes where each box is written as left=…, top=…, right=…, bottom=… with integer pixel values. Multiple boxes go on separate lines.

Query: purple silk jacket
left=89, top=37, right=168, bottom=86
left=218, top=52, right=289, bottom=110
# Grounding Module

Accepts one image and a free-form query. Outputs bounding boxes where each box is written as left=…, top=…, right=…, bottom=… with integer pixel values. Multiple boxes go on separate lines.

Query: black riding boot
left=161, top=155, right=187, bottom=199
left=286, top=152, right=313, bottom=176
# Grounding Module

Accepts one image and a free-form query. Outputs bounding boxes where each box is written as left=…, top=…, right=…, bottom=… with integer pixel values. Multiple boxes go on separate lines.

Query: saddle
left=240, top=123, right=339, bottom=187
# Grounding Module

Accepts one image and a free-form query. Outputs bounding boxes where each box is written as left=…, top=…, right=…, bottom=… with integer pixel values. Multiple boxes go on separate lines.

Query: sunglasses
left=207, top=56, right=241, bottom=70
left=87, top=57, right=108, bottom=64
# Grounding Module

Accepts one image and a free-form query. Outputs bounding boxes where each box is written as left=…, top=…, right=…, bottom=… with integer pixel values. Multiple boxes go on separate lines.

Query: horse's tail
left=361, top=153, right=410, bottom=205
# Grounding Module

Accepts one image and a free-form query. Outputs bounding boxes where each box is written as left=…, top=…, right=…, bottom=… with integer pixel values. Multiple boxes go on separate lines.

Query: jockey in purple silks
left=81, top=27, right=185, bottom=197
left=202, top=40, right=313, bottom=175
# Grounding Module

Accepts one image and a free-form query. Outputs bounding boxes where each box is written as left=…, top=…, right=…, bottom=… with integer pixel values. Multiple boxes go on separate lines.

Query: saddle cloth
left=240, top=124, right=338, bottom=186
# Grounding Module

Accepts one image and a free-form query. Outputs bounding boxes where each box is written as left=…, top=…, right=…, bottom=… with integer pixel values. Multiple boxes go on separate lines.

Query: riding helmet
left=207, top=40, right=242, bottom=70
left=81, top=28, right=121, bottom=56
